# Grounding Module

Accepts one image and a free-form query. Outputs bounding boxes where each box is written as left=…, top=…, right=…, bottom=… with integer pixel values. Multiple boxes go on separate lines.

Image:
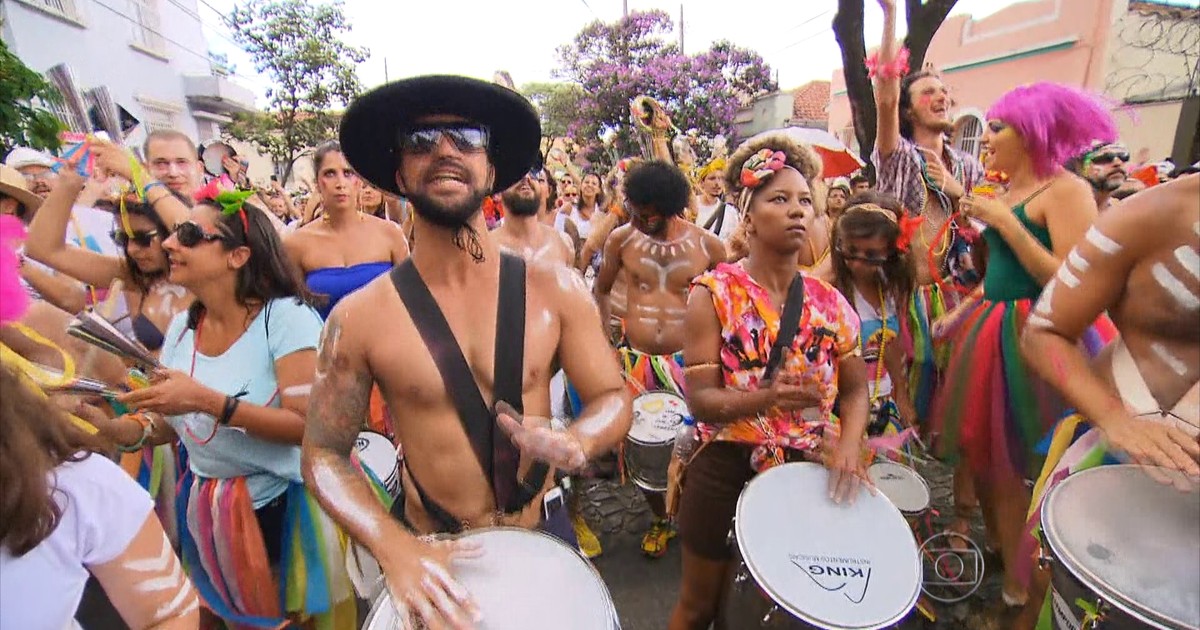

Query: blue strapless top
left=306, top=262, right=392, bottom=319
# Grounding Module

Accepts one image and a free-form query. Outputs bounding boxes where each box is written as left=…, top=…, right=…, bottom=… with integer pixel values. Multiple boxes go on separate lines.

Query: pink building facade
left=829, top=0, right=1198, bottom=167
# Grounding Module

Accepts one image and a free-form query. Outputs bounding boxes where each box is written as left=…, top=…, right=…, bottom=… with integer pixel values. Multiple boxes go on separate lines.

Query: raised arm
left=873, top=0, right=903, bottom=159
left=90, top=140, right=191, bottom=229
left=24, top=168, right=126, bottom=288
left=1021, top=179, right=1200, bottom=474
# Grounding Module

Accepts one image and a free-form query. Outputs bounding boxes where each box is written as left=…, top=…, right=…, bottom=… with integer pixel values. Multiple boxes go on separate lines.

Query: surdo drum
left=867, top=461, right=930, bottom=519
left=363, top=527, right=620, bottom=630
left=625, top=392, right=689, bottom=492
left=722, top=463, right=921, bottom=629
left=1039, top=465, right=1199, bottom=629
left=355, top=431, right=400, bottom=498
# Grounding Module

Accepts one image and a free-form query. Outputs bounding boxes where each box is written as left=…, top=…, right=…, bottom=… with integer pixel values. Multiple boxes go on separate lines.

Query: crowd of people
left=1, top=2, right=1198, bottom=626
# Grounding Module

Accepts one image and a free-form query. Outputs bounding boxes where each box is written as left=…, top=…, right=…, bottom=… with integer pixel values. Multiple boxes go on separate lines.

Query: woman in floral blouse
left=668, top=133, right=872, bottom=630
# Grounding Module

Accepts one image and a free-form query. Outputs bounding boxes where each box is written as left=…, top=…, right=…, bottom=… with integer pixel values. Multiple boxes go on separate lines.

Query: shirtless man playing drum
left=301, top=76, right=632, bottom=629
left=492, top=165, right=575, bottom=268
left=1019, top=174, right=1200, bottom=628
left=593, top=160, right=726, bottom=557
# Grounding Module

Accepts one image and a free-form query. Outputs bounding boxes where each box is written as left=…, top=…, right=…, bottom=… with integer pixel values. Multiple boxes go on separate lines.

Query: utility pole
left=384, top=58, right=389, bottom=83
left=679, top=4, right=684, bottom=54
left=623, top=0, right=628, bottom=17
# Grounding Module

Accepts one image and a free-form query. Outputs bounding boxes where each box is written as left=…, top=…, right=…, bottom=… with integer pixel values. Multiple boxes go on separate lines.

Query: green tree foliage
left=224, top=0, right=367, bottom=182
left=520, top=81, right=585, bottom=142
left=0, top=39, right=64, bottom=156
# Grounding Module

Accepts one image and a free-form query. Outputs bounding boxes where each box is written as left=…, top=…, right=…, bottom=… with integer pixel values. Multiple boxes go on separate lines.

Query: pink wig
left=986, top=82, right=1117, bottom=179
left=0, top=216, right=30, bottom=325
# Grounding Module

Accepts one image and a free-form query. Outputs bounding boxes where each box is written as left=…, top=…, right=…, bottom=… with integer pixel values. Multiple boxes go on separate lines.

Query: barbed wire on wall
left=1105, top=3, right=1200, bottom=104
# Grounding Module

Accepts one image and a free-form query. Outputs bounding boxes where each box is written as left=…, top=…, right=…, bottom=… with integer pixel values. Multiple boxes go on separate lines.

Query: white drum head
left=355, top=431, right=398, bottom=491
left=868, top=462, right=930, bottom=515
left=734, top=462, right=921, bottom=630
left=629, top=392, right=688, bottom=445
left=1042, top=465, right=1200, bottom=629
left=365, top=528, right=616, bottom=630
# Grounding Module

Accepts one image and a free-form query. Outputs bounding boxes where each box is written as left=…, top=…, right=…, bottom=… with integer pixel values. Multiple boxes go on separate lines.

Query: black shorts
left=255, top=493, right=287, bottom=568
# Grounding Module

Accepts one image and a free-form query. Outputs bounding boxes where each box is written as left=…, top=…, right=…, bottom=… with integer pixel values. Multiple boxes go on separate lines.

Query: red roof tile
left=792, top=80, right=831, bottom=122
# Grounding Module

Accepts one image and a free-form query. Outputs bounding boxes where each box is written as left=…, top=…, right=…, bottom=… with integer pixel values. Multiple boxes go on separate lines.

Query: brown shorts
left=677, top=442, right=815, bottom=561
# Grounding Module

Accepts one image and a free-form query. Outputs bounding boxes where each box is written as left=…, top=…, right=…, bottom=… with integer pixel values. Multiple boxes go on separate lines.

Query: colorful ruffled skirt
left=176, top=473, right=356, bottom=630
left=930, top=298, right=1115, bottom=480
left=901, top=283, right=956, bottom=420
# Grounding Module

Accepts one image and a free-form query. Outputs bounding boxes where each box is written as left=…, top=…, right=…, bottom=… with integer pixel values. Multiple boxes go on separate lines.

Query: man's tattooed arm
left=301, top=305, right=407, bottom=554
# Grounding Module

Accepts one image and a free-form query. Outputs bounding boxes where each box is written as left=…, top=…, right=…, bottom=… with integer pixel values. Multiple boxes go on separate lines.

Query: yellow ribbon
left=0, top=325, right=98, bottom=435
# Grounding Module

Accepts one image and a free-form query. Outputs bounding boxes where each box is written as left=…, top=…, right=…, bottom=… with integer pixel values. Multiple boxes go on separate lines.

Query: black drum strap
left=762, top=273, right=806, bottom=382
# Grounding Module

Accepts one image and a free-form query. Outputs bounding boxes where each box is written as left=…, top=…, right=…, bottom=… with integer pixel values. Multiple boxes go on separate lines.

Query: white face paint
left=1085, top=226, right=1123, bottom=255
left=1174, top=246, right=1199, bottom=280
left=310, top=458, right=382, bottom=539
left=282, top=383, right=313, bottom=398
left=1150, top=342, right=1190, bottom=377
left=1151, top=262, right=1200, bottom=310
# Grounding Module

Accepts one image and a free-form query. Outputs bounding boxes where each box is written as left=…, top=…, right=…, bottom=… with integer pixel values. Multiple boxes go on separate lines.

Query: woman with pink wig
left=928, top=82, right=1118, bottom=613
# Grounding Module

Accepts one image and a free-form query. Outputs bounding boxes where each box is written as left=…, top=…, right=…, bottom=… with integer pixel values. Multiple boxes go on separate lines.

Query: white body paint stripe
left=282, top=383, right=313, bottom=397
left=1174, top=246, right=1200, bottom=280
left=1026, top=314, right=1055, bottom=329
left=1056, top=266, right=1081, bottom=289
left=1067, top=249, right=1090, bottom=273
left=1036, top=279, right=1057, bottom=316
left=136, top=562, right=183, bottom=593
left=1152, top=263, right=1200, bottom=310
left=1150, top=342, right=1189, bottom=376
left=125, top=536, right=171, bottom=572
left=1085, top=226, right=1122, bottom=254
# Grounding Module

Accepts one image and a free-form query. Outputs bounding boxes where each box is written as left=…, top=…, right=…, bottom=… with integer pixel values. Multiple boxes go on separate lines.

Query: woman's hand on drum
left=380, top=537, right=484, bottom=630
left=823, top=434, right=874, bottom=505
left=1099, top=412, right=1200, bottom=484
left=495, top=401, right=588, bottom=472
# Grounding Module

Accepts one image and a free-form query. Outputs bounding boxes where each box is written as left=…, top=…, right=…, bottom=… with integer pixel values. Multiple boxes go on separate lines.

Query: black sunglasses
left=172, top=221, right=225, bottom=248
left=838, top=249, right=892, bottom=266
left=398, top=123, right=490, bottom=155
left=1091, top=152, right=1129, bottom=165
left=111, top=229, right=159, bottom=248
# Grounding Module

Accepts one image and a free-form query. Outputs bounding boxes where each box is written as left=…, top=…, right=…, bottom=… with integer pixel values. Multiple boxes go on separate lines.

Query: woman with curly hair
left=929, top=82, right=1118, bottom=612
left=669, top=133, right=871, bottom=629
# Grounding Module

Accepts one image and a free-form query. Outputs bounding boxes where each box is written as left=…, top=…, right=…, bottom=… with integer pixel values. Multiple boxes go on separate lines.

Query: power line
left=88, top=0, right=268, bottom=88
left=779, top=22, right=836, bottom=52
left=782, top=8, right=833, bottom=35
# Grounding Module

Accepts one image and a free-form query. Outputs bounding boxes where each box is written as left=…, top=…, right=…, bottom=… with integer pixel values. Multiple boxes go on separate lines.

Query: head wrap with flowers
left=195, top=178, right=254, bottom=234
left=736, top=149, right=788, bottom=216
left=843, top=203, right=925, bottom=253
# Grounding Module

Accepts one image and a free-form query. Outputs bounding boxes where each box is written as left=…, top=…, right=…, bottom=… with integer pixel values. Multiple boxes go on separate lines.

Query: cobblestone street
left=578, top=456, right=1010, bottom=630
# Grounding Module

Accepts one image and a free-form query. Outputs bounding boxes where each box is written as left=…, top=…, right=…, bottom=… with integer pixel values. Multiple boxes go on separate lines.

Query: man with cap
left=694, top=157, right=737, bottom=241
left=301, top=75, right=632, bottom=627
left=1071, top=141, right=1130, bottom=213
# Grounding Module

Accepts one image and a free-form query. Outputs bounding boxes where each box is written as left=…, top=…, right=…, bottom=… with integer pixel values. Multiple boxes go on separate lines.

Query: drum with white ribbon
left=355, top=431, right=400, bottom=498
left=1040, top=465, right=1199, bottom=630
left=868, top=461, right=930, bottom=518
left=722, top=462, right=921, bottom=629
left=624, top=392, right=689, bottom=492
left=363, top=527, right=620, bottom=629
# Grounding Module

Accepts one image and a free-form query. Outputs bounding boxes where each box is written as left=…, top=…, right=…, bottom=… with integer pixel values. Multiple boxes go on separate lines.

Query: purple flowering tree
left=555, top=10, right=776, bottom=170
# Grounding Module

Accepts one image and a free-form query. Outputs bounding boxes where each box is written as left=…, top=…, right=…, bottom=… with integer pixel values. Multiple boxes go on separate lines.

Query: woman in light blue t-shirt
left=94, top=193, right=356, bottom=629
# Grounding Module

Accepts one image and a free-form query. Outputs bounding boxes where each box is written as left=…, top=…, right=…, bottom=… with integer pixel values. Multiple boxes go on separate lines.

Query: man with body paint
left=592, top=160, right=726, bottom=558
left=870, top=0, right=984, bottom=548
left=1017, top=174, right=1200, bottom=629
left=301, top=75, right=632, bottom=629
left=492, top=164, right=575, bottom=268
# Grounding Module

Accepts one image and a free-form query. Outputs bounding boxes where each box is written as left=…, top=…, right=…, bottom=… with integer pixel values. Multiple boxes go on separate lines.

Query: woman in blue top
left=284, top=141, right=409, bottom=320
left=95, top=192, right=356, bottom=629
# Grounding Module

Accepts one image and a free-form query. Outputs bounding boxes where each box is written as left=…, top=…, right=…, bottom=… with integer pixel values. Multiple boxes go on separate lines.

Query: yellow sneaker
left=640, top=518, right=676, bottom=558
left=573, top=513, right=602, bottom=559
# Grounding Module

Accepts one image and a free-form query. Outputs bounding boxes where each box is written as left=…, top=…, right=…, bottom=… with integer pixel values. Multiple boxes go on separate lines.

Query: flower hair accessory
left=865, top=46, right=911, bottom=81
left=739, top=149, right=786, bottom=189
left=896, top=211, right=925, bottom=253
left=212, top=189, right=255, bottom=234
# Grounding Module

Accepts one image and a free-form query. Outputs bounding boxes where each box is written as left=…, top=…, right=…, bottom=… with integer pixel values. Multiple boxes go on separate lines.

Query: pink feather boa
left=0, top=216, right=30, bottom=325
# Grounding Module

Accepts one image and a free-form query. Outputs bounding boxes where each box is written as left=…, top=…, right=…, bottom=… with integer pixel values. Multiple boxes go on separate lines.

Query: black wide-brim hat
left=339, top=75, right=542, bottom=196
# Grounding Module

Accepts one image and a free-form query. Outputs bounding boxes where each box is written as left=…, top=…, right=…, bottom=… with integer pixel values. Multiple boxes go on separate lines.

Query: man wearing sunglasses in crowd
left=301, top=75, right=632, bottom=629
left=492, top=160, right=576, bottom=269
left=1072, top=141, right=1131, bottom=213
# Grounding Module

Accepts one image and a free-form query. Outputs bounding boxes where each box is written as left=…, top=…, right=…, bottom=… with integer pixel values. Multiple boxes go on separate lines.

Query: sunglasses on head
left=111, top=229, right=159, bottom=248
left=172, top=221, right=225, bottom=248
left=399, top=123, right=490, bottom=155
left=527, top=167, right=547, bottom=182
left=1092, top=152, right=1129, bottom=165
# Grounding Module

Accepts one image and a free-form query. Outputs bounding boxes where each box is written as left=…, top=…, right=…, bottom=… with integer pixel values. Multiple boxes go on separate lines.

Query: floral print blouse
left=692, top=263, right=861, bottom=470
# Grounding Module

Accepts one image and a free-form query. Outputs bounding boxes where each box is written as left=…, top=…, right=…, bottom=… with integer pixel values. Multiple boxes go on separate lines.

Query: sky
left=200, top=0, right=1043, bottom=106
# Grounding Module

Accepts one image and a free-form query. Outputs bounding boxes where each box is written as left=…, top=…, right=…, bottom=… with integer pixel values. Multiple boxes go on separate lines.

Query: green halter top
left=982, top=189, right=1053, bottom=302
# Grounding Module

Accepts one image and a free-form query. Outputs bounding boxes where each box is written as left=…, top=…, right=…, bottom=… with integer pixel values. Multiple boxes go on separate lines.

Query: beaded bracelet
left=116, top=413, right=155, bottom=453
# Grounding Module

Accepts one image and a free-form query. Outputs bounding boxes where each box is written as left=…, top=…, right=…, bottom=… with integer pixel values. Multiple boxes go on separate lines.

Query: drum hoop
left=1041, top=466, right=1195, bottom=629
left=623, top=433, right=675, bottom=447
left=868, top=462, right=931, bottom=513
left=733, top=462, right=923, bottom=630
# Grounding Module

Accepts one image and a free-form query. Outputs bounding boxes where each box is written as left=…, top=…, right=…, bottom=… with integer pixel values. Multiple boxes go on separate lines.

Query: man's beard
left=1088, top=171, right=1125, bottom=193
left=500, top=191, right=542, bottom=217
left=406, top=187, right=490, bottom=262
